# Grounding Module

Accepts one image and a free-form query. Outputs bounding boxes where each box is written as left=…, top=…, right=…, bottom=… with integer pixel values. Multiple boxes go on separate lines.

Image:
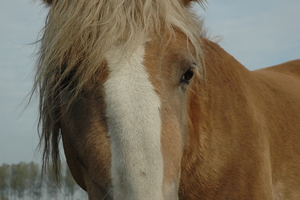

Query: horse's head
left=37, top=0, right=205, bottom=199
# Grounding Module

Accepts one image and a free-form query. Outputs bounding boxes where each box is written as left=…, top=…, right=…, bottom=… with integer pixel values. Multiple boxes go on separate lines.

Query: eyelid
left=191, top=63, right=197, bottom=68
left=182, top=62, right=196, bottom=76
left=188, top=64, right=196, bottom=72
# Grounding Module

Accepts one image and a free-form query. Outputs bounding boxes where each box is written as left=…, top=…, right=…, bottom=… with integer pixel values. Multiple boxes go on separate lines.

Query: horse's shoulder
left=250, top=59, right=300, bottom=104
left=256, top=59, right=300, bottom=79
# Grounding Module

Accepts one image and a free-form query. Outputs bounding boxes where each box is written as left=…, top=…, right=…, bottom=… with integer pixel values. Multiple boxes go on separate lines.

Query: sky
left=1, top=0, right=299, bottom=165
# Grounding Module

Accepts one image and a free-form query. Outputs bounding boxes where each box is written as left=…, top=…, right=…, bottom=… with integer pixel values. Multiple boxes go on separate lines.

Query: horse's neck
left=182, top=39, right=254, bottom=197
left=188, top=39, right=252, bottom=137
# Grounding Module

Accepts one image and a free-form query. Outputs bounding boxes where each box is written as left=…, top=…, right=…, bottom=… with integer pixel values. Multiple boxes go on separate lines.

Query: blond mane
left=33, top=0, right=206, bottom=174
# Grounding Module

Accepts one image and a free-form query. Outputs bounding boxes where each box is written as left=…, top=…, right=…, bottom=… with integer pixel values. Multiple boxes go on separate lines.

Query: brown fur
left=180, top=40, right=300, bottom=199
left=59, top=36, right=300, bottom=199
left=34, top=0, right=300, bottom=199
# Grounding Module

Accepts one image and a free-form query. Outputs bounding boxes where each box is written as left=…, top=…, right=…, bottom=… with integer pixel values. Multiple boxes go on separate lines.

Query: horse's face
left=62, top=32, right=198, bottom=200
left=42, top=0, right=201, bottom=199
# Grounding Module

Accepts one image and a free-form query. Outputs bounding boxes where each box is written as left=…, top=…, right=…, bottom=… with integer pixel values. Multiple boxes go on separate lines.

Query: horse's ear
left=182, top=0, right=206, bottom=7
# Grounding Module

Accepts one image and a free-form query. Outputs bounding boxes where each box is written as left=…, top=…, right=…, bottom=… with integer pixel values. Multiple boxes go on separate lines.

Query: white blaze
left=104, top=45, right=164, bottom=200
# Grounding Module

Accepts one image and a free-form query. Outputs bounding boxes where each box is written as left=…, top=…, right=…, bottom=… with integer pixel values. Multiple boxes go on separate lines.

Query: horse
left=33, top=0, right=300, bottom=199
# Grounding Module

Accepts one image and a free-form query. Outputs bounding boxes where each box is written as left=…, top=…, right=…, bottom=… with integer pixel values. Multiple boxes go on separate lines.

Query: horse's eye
left=181, top=68, right=194, bottom=84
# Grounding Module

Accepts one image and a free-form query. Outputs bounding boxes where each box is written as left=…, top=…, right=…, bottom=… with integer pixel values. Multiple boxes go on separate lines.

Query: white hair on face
left=104, top=44, right=164, bottom=200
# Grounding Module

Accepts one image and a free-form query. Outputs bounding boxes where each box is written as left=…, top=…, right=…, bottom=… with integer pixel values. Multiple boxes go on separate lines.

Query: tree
left=45, top=162, right=60, bottom=200
left=64, top=166, right=77, bottom=200
left=0, top=164, right=9, bottom=200
left=10, top=162, right=28, bottom=200
left=0, top=161, right=87, bottom=200
left=27, top=162, right=42, bottom=200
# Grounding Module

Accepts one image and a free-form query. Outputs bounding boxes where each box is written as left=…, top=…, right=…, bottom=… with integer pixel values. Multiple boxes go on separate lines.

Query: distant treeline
left=0, top=162, right=87, bottom=200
